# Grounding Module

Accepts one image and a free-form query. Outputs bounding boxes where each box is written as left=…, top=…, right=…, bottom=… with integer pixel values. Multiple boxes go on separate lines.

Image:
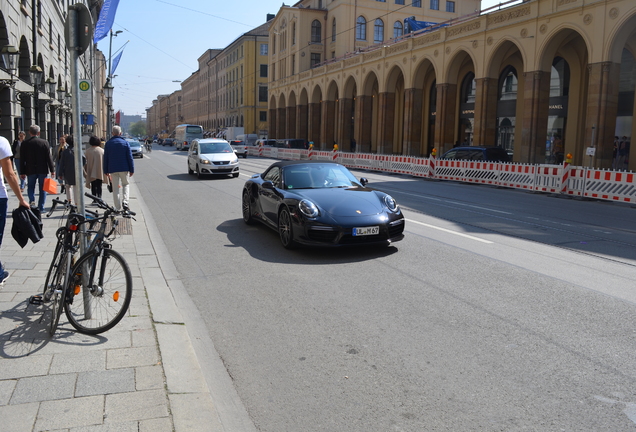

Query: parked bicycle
left=32, top=193, right=136, bottom=335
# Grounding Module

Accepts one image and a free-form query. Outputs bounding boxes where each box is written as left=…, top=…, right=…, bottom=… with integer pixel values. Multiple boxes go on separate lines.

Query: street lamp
left=57, top=85, right=66, bottom=103
left=106, top=29, right=122, bottom=138
left=104, top=78, right=114, bottom=136
left=0, top=45, right=19, bottom=87
left=45, top=77, right=56, bottom=99
left=29, top=65, right=43, bottom=125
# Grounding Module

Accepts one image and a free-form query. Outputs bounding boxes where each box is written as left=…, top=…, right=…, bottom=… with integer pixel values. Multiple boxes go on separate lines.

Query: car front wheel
left=242, top=190, right=255, bottom=225
left=188, top=163, right=193, bottom=175
left=278, top=207, right=296, bottom=249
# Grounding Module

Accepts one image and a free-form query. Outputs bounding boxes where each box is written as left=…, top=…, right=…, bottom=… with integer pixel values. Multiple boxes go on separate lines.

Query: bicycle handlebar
left=47, top=198, right=99, bottom=218
left=84, top=193, right=136, bottom=218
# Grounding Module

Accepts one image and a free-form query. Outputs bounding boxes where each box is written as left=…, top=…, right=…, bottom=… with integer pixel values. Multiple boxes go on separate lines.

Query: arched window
left=356, top=16, right=366, bottom=41
left=374, top=19, right=384, bottom=44
left=311, top=20, right=322, bottom=43
left=332, top=18, right=336, bottom=42
left=393, top=21, right=403, bottom=39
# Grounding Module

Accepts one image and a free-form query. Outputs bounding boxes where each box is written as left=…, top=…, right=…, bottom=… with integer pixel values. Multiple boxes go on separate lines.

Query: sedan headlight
left=230, top=158, right=239, bottom=165
left=299, top=199, right=320, bottom=218
left=199, top=159, right=211, bottom=164
left=384, top=194, right=399, bottom=212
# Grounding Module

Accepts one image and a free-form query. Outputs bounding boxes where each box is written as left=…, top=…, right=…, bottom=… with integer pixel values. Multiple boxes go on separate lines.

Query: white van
left=236, top=134, right=258, bottom=146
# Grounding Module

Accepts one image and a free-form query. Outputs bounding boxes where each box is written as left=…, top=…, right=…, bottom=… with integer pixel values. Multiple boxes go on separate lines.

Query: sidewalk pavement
left=0, top=178, right=246, bottom=432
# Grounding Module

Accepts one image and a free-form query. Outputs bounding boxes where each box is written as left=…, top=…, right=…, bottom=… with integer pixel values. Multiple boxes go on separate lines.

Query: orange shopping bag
left=43, top=178, right=59, bottom=194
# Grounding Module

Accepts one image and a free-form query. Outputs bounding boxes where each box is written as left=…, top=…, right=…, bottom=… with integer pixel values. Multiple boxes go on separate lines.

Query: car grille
left=388, top=219, right=405, bottom=238
left=213, top=161, right=229, bottom=165
left=308, top=228, right=338, bottom=242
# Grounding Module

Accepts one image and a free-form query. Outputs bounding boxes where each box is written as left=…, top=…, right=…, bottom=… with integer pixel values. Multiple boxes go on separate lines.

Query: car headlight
left=230, top=158, right=239, bottom=164
left=384, top=194, right=399, bottom=212
left=200, top=159, right=211, bottom=164
left=299, top=199, right=320, bottom=218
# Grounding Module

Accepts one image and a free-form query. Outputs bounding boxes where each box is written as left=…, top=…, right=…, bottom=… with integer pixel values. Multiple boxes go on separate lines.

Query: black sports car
left=242, top=161, right=405, bottom=248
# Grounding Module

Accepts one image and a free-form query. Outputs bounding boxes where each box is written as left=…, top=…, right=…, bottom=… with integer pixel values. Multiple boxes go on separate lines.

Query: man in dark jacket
left=103, top=125, right=134, bottom=210
left=19, top=124, right=55, bottom=213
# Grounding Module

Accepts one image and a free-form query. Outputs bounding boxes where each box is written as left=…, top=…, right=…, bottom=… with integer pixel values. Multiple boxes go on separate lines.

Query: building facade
left=268, top=0, right=636, bottom=170
left=0, top=0, right=107, bottom=148
left=146, top=19, right=271, bottom=140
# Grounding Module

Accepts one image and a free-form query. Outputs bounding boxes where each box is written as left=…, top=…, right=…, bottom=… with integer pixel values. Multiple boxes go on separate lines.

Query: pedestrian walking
left=618, top=136, right=630, bottom=170
left=0, top=135, right=30, bottom=283
left=56, top=135, right=86, bottom=205
left=85, top=135, right=107, bottom=200
left=55, top=136, right=68, bottom=194
left=11, top=131, right=26, bottom=191
left=19, top=125, right=55, bottom=212
left=103, top=125, right=134, bottom=211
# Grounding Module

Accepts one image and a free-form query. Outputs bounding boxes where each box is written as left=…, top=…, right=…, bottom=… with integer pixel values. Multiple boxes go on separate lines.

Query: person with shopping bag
left=19, top=125, right=55, bottom=213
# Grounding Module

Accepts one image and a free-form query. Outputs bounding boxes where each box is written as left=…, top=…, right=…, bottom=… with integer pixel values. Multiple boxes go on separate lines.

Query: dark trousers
left=91, top=179, right=103, bottom=198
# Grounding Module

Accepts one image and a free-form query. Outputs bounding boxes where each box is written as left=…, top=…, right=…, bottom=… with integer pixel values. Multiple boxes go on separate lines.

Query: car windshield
left=200, top=142, right=233, bottom=154
left=283, top=164, right=361, bottom=189
left=128, top=141, right=141, bottom=148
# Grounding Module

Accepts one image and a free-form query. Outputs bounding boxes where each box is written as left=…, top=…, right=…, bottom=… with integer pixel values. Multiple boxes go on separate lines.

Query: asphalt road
left=134, top=145, right=636, bottom=432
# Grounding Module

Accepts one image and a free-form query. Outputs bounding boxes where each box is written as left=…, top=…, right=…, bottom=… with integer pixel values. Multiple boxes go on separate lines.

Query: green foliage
left=129, top=121, right=146, bottom=137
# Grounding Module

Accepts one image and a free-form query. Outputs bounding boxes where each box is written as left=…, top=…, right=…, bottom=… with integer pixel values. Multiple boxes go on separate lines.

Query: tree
left=129, top=121, right=146, bottom=137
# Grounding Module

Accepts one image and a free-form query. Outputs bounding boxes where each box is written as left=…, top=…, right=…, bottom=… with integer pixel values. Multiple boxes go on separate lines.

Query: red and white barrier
left=251, top=147, right=633, bottom=204
left=583, top=169, right=636, bottom=203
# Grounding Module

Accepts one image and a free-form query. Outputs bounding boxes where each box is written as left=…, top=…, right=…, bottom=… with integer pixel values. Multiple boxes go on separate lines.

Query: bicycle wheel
left=64, top=249, right=133, bottom=334
left=49, top=252, right=70, bottom=336
left=43, top=239, right=63, bottom=300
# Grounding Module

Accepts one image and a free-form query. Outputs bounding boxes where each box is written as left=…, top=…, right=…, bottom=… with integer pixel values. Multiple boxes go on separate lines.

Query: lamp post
left=105, top=29, right=122, bottom=138
left=104, top=78, right=114, bottom=138
left=0, top=45, right=19, bottom=87
left=28, top=65, right=43, bottom=126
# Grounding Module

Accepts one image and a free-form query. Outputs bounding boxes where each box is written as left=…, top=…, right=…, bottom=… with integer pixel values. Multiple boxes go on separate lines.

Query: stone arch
left=287, top=90, right=297, bottom=138
left=269, top=94, right=278, bottom=139
left=342, top=75, right=358, bottom=151
left=308, top=84, right=323, bottom=144
left=297, top=87, right=310, bottom=140
left=277, top=93, right=287, bottom=139
left=534, top=27, right=589, bottom=164
left=358, top=71, right=379, bottom=152
left=411, top=58, right=437, bottom=156
left=437, top=49, right=476, bottom=153
left=606, top=11, right=636, bottom=171
left=383, top=65, right=406, bottom=154
left=323, top=80, right=339, bottom=147
left=483, top=39, right=526, bottom=159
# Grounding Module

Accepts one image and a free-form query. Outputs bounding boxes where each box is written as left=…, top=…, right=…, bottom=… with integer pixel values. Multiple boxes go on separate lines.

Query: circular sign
left=79, top=80, right=90, bottom=91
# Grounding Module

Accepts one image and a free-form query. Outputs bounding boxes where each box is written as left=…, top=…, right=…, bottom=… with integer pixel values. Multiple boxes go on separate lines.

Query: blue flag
left=111, top=48, right=124, bottom=75
left=93, top=0, right=120, bottom=43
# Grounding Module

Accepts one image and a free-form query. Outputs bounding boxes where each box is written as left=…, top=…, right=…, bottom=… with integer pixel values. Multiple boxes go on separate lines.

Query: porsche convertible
left=242, top=161, right=405, bottom=248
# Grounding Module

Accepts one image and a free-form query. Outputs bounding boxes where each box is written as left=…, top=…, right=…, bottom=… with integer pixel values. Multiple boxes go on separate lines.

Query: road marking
left=406, top=218, right=494, bottom=244
left=446, top=201, right=512, bottom=214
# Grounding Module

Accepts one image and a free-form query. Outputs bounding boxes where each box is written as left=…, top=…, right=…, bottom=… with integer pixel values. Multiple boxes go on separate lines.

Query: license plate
left=352, top=226, right=379, bottom=236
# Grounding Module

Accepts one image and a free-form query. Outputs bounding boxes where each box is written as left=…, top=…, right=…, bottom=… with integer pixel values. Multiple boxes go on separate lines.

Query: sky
left=97, top=0, right=503, bottom=118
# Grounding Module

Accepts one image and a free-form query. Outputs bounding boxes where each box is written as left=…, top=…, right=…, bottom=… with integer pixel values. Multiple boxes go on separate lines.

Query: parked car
left=162, top=138, right=175, bottom=146
left=440, top=146, right=510, bottom=162
left=229, top=140, right=248, bottom=158
left=127, top=140, right=143, bottom=158
left=255, top=139, right=277, bottom=147
left=276, top=139, right=309, bottom=149
left=187, top=138, right=239, bottom=179
left=242, top=160, right=405, bottom=249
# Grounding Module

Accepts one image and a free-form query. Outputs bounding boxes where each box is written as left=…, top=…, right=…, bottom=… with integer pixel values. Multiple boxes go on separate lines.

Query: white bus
left=174, top=124, right=204, bottom=151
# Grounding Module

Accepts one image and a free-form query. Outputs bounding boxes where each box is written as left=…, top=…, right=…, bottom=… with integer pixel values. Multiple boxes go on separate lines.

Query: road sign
left=64, top=3, right=93, bottom=55
left=78, top=79, right=93, bottom=113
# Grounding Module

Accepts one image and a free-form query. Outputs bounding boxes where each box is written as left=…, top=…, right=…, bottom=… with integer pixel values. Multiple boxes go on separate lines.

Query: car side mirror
left=262, top=180, right=275, bottom=190
left=360, top=177, right=368, bottom=186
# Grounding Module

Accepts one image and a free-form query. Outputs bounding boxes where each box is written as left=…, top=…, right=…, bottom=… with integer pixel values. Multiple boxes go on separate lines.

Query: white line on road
left=406, top=218, right=494, bottom=244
